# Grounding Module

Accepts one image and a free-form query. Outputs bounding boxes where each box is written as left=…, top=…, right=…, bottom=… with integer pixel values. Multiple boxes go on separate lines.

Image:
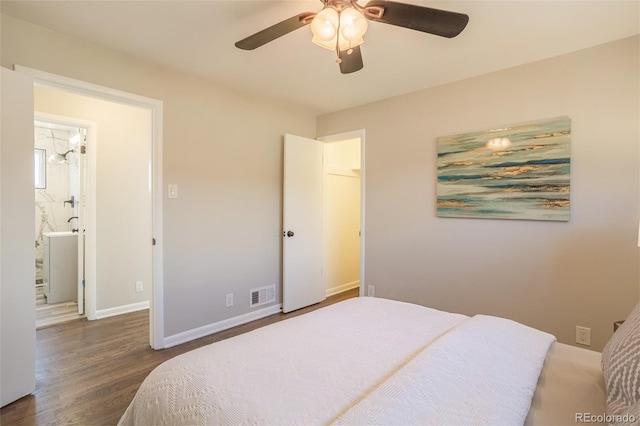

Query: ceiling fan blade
left=235, top=12, right=315, bottom=50
left=364, top=1, right=469, bottom=38
left=338, top=46, right=364, bottom=74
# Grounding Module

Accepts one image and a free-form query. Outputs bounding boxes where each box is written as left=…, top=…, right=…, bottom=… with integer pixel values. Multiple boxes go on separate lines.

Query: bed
left=119, top=297, right=639, bottom=426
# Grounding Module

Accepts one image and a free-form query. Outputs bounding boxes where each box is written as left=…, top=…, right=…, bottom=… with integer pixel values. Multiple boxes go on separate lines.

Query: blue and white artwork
left=437, top=117, right=571, bottom=221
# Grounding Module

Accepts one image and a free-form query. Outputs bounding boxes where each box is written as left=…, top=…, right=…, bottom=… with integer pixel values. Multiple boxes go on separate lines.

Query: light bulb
left=340, top=8, right=367, bottom=44
left=311, top=8, right=339, bottom=49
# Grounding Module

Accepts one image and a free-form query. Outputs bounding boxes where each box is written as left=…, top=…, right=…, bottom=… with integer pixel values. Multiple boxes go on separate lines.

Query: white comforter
left=119, top=297, right=555, bottom=425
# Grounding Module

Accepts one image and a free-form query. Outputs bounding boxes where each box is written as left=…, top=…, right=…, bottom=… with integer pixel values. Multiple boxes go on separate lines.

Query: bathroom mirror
left=35, top=149, right=46, bottom=189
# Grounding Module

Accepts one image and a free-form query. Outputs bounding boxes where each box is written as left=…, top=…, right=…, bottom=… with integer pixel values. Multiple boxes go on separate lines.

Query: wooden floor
left=1, top=288, right=358, bottom=426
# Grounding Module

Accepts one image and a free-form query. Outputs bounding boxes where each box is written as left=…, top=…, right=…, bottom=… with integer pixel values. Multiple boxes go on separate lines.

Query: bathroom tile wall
left=34, top=126, right=79, bottom=281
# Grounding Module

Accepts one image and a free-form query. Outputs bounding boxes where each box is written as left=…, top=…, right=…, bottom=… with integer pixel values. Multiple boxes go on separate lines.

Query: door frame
left=317, top=129, right=366, bottom=297
left=34, top=112, right=96, bottom=317
left=15, top=65, right=165, bottom=349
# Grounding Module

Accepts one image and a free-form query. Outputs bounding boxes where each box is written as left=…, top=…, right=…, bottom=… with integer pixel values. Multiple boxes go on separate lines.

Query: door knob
left=286, top=230, right=294, bottom=237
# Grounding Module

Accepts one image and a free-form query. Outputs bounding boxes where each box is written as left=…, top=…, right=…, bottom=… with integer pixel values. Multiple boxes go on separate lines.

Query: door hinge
left=152, top=238, right=156, bottom=246
left=81, top=145, right=86, bottom=154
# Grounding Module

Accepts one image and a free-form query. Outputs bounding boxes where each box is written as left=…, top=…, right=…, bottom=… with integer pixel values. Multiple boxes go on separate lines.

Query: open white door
left=283, top=134, right=325, bottom=313
left=77, top=129, right=86, bottom=315
left=1, top=67, right=37, bottom=407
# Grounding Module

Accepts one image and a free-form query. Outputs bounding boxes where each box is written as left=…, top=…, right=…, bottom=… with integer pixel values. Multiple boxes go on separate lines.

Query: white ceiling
left=1, top=1, right=638, bottom=114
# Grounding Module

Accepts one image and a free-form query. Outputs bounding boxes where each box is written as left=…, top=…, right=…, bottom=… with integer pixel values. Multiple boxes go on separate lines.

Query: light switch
left=168, top=184, right=178, bottom=199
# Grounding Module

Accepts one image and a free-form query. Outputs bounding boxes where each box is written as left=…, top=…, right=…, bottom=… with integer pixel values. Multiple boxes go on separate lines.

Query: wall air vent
left=250, top=284, right=276, bottom=308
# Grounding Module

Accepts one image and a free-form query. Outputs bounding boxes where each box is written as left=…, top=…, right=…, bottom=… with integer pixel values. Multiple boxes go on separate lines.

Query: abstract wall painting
left=437, top=117, right=571, bottom=221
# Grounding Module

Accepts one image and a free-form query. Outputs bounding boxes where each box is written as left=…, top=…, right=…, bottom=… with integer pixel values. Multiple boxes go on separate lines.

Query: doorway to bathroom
left=34, top=115, right=91, bottom=328
left=30, top=84, right=154, bottom=334
left=17, top=64, right=164, bottom=349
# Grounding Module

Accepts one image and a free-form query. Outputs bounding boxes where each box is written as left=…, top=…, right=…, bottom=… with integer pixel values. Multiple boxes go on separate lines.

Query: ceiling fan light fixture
left=311, top=6, right=367, bottom=51
left=235, top=1, right=469, bottom=74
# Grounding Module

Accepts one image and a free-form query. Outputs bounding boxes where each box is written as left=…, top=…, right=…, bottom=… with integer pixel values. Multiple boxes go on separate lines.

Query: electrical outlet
left=576, top=326, right=591, bottom=346
left=226, top=293, right=234, bottom=307
left=135, top=281, right=143, bottom=293
left=367, top=285, right=375, bottom=297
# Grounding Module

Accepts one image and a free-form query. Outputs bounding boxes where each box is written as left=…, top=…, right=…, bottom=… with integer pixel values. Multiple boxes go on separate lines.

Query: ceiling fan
left=235, top=0, right=469, bottom=74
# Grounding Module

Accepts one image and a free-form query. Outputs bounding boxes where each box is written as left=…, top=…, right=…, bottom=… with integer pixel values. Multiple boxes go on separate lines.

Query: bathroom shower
left=34, top=124, right=81, bottom=250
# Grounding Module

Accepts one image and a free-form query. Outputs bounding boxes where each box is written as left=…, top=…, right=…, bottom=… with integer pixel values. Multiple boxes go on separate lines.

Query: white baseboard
left=95, top=300, right=149, bottom=320
left=163, top=304, right=282, bottom=348
left=326, top=280, right=360, bottom=298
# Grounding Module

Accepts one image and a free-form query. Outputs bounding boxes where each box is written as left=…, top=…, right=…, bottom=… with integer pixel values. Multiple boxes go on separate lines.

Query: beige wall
left=1, top=15, right=317, bottom=337
left=318, top=36, right=640, bottom=351
left=34, top=86, right=153, bottom=312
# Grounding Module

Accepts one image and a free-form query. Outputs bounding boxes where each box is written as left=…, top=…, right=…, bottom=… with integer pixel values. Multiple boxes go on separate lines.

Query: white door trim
left=15, top=65, right=165, bottom=349
left=318, top=129, right=366, bottom=297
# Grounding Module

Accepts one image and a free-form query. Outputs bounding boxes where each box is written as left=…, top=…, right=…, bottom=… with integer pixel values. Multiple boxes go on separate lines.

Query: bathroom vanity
left=42, top=232, right=78, bottom=304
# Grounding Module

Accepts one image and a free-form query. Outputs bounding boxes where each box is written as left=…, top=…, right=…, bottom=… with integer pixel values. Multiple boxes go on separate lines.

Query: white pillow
left=601, top=302, right=640, bottom=425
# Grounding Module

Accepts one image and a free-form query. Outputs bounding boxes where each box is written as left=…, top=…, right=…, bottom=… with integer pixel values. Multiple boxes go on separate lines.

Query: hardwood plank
left=1, top=289, right=358, bottom=425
